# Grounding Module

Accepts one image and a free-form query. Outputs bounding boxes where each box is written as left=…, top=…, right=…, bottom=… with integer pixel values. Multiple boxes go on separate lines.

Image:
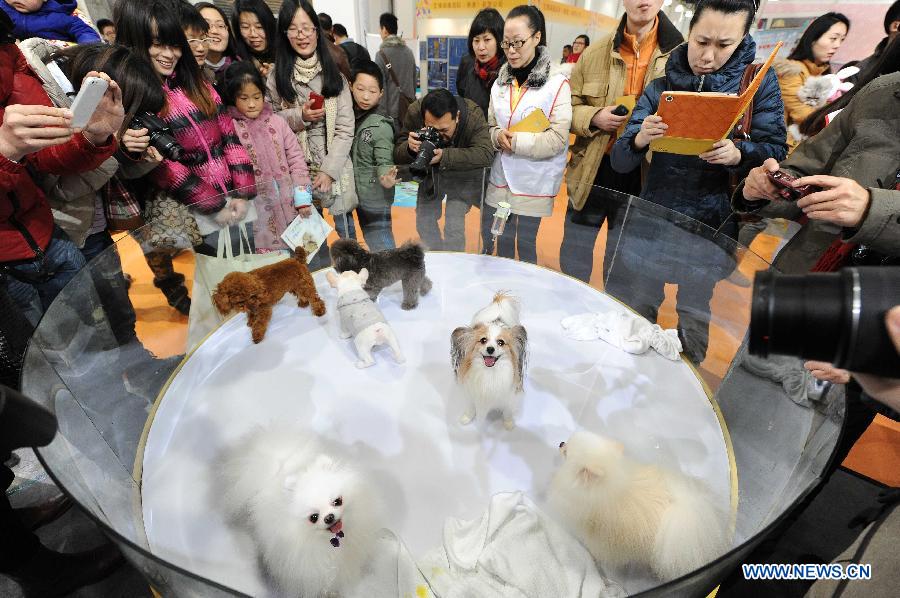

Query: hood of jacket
left=227, top=102, right=273, bottom=122
left=613, top=11, right=684, bottom=55
left=381, top=34, right=406, bottom=48
left=665, top=35, right=756, bottom=93
left=495, top=46, right=563, bottom=89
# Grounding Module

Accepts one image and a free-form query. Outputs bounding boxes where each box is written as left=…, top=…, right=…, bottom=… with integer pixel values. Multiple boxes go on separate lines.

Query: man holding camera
left=394, top=88, right=494, bottom=251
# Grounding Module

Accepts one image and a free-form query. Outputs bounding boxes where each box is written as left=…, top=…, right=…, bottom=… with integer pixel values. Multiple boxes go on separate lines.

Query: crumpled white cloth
left=561, top=312, right=683, bottom=361
left=418, top=492, right=625, bottom=598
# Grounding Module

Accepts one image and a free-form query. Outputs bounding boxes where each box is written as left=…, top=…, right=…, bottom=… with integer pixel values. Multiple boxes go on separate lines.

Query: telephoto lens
left=749, top=267, right=900, bottom=377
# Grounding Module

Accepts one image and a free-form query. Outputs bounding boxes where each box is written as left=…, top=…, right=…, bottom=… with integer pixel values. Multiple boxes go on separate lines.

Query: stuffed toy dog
left=213, top=247, right=325, bottom=343
left=330, top=239, right=432, bottom=310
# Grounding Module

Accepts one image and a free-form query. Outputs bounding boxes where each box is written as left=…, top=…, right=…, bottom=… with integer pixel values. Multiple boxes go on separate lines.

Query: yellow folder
left=649, top=42, right=783, bottom=155
left=509, top=107, right=551, bottom=133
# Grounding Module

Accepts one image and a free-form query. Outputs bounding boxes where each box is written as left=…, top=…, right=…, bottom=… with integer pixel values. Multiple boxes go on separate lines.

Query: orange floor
left=116, top=187, right=899, bottom=487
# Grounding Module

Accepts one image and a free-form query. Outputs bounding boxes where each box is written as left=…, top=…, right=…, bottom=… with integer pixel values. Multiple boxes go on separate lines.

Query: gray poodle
left=330, top=239, right=433, bottom=310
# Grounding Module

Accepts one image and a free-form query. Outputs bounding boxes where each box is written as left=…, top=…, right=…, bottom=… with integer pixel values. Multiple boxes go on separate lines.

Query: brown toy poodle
left=212, top=247, right=326, bottom=343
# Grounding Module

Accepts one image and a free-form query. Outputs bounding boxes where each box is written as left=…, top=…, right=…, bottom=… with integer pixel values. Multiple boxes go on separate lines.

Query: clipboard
left=509, top=107, right=551, bottom=133
left=649, top=42, right=783, bottom=155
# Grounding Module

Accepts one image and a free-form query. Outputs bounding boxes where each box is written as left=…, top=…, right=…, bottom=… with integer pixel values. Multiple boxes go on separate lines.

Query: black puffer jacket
left=612, top=36, right=787, bottom=232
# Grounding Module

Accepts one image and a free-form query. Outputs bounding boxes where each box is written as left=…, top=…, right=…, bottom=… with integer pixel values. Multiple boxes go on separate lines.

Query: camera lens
left=410, top=140, right=436, bottom=178
left=749, top=267, right=900, bottom=377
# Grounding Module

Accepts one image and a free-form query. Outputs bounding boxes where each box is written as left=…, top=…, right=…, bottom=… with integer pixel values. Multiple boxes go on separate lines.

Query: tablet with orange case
left=649, top=42, right=782, bottom=155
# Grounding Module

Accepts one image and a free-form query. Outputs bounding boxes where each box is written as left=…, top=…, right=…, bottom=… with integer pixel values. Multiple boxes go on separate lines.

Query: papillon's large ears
left=358, top=268, right=369, bottom=284
left=326, top=270, right=339, bottom=288
left=450, top=326, right=474, bottom=378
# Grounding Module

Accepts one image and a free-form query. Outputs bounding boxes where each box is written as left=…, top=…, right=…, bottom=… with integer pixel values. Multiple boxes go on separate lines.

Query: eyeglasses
left=287, top=25, right=317, bottom=38
left=500, top=32, right=536, bottom=51
left=187, top=38, right=212, bottom=49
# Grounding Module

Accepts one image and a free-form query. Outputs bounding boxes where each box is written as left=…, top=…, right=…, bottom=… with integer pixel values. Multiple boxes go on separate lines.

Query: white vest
left=490, top=72, right=570, bottom=197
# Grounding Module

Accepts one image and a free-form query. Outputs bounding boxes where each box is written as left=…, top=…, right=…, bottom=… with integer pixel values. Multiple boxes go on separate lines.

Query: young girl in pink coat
left=224, top=61, right=313, bottom=253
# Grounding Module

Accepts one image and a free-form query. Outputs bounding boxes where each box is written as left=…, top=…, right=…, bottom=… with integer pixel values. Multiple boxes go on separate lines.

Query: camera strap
left=453, top=96, right=468, bottom=148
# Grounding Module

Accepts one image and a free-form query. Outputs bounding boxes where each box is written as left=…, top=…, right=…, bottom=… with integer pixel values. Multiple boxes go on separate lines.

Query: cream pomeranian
left=216, top=425, right=383, bottom=597
left=547, top=431, right=731, bottom=581
left=451, top=292, right=527, bottom=429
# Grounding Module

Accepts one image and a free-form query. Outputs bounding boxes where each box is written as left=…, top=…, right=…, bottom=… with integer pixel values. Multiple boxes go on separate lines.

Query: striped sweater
left=152, top=80, right=256, bottom=214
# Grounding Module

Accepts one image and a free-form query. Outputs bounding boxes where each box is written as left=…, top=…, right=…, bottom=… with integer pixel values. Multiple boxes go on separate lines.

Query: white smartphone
left=69, top=76, right=109, bottom=129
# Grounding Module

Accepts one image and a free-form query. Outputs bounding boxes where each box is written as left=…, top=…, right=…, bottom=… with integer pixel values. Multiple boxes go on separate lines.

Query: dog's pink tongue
left=483, top=355, right=498, bottom=367
left=328, top=520, right=343, bottom=534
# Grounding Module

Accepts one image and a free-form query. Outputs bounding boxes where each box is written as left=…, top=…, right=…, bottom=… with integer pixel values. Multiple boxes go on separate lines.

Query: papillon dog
left=547, top=430, right=732, bottom=581
left=451, top=293, right=528, bottom=429
left=216, top=425, right=383, bottom=596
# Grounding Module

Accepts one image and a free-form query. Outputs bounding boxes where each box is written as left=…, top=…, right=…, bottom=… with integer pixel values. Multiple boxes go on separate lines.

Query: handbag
left=186, top=223, right=287, bottom=350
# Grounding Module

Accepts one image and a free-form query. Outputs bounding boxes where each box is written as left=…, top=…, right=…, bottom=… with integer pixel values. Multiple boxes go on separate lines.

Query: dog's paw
left=401, top=301, right=418, bottom=311
left=459, top=412, right=475, bottom=425
left=356, top=359, right=374, bottom=369
left=393, top=354, right=406, bottom=364
left=503, top=417, right=516, bottom=431
left=339, top=330, right=352, bottom=339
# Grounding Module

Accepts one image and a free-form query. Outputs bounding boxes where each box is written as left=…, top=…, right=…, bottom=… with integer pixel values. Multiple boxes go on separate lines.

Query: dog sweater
left=337, top=289, right=386, bottom=337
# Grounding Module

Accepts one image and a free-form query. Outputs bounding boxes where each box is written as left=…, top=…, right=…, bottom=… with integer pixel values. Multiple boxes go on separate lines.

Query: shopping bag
left=186, top=224, right=287, bottom=350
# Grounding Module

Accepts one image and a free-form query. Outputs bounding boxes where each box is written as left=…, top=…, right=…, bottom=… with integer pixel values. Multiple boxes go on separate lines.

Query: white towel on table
left=418, top=492, right=624, bottom=598
left=561, top=312, right=682, bottom=361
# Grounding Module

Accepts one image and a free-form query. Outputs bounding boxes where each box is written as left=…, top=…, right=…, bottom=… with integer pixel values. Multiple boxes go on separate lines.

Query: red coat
left=0, top=43, right=116, bottom=262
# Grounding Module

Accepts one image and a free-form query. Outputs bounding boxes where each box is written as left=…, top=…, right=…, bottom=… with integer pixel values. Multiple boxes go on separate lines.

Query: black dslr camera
left=749, top=267, right=900, bottom=377
left=129, top=111, right=186, bottom=163
left=409, top=126, right=448, bottom=178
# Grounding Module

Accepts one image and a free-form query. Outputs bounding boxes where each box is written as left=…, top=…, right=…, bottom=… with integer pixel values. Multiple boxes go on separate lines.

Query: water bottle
left=491, top=202, right=512, bottom=237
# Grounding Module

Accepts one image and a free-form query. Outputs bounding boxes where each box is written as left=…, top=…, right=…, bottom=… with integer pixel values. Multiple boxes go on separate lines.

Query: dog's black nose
left=324, top=513, right=335, bottom=525
left=486, top=346, right=495, bottom=355
left=559, top=441, right=566, bottom=448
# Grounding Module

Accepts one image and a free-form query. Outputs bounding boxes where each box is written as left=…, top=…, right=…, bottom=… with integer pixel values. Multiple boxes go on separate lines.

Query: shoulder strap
left=378, top=50, right=402, bottom=89
left=734, top=62, right=764, bottom=141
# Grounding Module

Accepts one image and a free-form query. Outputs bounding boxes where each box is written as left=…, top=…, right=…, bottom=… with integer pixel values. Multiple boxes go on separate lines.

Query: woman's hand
left=794, top=175, right=871, bottom=228
left=742, top=158, right=782, bottom=201
left=145, top=147, right=163, bottom=163
left=804, top=361, right=851, bottom=385
left=379, top=165, right=399, bottom=189
left=634, top=115, right=667, bottom=150
left=121, top=127, right=150, bottom=154
left=497, top=129, right=514, bottom=153
left=301, top=98, right=325, bottom=123
left=229, top=197, right=249, bottom=222
left=215, top=205, right=237, bottom=227
left=699, top=139, right=742, bottom=166
left=0, top=104, right=74, bottom=161
left=258, top=62, right=273, bottom=78
left=297, top=205, right=313, bottom=218
left=313, top=171, right=333, bottom=194
left=81, top=71, right=125, bottom=146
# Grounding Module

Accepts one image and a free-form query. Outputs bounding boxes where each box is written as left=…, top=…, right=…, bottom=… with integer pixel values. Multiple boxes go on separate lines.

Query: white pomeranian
left=451, top=293, right=527, bottom=429
left=216, top=425, right=383, bottom=597
left=547, top=430, right=731, bottom=581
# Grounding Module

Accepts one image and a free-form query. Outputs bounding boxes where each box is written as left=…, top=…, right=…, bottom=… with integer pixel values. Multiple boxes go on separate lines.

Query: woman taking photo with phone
left=610, top=0, right=787, bottom=365
left=267, top=0, right=356, bottom=249
left=484, top=5, right=572, bottom=264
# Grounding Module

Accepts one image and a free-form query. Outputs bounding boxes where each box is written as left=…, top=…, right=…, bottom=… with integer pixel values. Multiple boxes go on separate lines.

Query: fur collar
left=496, top=46, right=559, bottom=89
left=381, top=35, right=406, bottom=48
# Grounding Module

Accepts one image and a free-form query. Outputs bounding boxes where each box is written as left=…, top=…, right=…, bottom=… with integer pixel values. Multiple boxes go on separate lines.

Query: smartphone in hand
left=70, top=76, right=109, bottom=129
left=308, top=91, right=324, bottom=110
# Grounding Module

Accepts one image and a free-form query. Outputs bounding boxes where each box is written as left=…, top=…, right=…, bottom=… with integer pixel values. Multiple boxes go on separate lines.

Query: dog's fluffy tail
left=472, top=291, right=521, bottom=327
left=395, top=239, right=426, bottom=265
left=652, top=476, right=731, bottom=580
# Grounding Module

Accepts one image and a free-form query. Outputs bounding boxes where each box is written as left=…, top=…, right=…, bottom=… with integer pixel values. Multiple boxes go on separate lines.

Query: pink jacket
left=228, top=103, right=311, bottom=189
left=153, top=80, right=256, bottom=214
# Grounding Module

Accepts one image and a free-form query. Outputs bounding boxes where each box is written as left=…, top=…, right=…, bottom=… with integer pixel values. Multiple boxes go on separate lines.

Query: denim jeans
left=357, top=206, right=395, bottom=252
left=80, top=230, right=138, bottom=345
left=3, top=226, right=86, bottom=326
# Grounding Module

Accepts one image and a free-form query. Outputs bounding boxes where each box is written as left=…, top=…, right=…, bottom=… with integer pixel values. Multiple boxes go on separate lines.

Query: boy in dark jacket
left=1, top=0, right=100, bottom=44
left=350, top=60, right=398, bottom=251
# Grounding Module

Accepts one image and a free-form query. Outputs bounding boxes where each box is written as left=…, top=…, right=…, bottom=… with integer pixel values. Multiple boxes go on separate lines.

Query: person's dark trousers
left=308, top=207, right=357, bottom=272
left=0, top=458, right=41, bottom=575
left=3, top=226, right=87, bottom=326
left=357, top=206, right=395, bottom=252
left=144, top=249, right=190, bottom=315
left=496, top=214, right=541, bottom=264
left=80, top=231, right=138, bottom=346
left=560, top=155, right=642, bottom=283
left=415, top=190, right=444, bottom=251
